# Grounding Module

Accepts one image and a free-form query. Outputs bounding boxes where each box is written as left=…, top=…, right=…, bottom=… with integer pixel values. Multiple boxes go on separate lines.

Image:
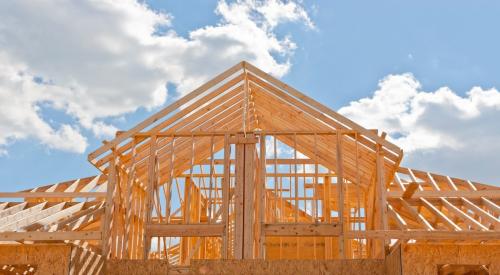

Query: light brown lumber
left=145, top=224, right=224, bottom=237
left=0, top=192, right=106, bottom=198
left=97, top=85, right=244, bottom=169
left=243, top=134, right=256, bottom=259
left=244, top=61, right=402, bottom=154
left=221, top=134, right=231, bottom=259
left=461, top=197, right=500, bottom=229
left=401, top=183, right=419, bottom=199
left=0, top=231, right=102, bottom=241
left=345, top=230, right=500, bottom=240
left=398, top=198, right=434, bottom=230
left=420, top=198, right=462, bottom=231
left=440, top=198, right=489, bottom=231
left=233, top=134, right=245, bottom=259
left=263, top=223, right=341, bottom=236
left=101, top=148, right=117, bottom=259
left=388, top=190, right=500, bottom=199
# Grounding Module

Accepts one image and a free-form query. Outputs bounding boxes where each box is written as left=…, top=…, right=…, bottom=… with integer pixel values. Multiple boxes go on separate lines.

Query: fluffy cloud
left=339, top=74, right=500, bottom=183
left=0, top=0, right=313, bottom=154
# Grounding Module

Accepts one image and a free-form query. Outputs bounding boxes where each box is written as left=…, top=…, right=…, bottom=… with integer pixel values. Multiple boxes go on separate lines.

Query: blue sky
left=1, top=0, right=500, bottom=191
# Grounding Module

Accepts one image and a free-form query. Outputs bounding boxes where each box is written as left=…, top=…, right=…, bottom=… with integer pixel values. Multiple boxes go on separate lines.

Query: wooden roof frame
left=0, top=61, right=498, bottom=263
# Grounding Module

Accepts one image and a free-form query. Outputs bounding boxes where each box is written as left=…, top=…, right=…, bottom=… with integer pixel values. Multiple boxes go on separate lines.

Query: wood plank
left=0, top=192, right=106, bottom=198
left=461, top=198, right=500, bottom=229
left=420, top=198, right=462, bottom=231
left=0, top=231, right=102, bottom=241
left=264, top=223, right=341, bottom=236
left=243, top=134, right=256, bottom=259
left=440, top=199, right=489, bottom=231
left=401, top=183, right=419, bottom=199
left=336, top=132, right=345, bottom=258
left=345, top=230, right=500, bottom=240
left=145, top=224, right=224, bottom=237
left=244, top=61, right=402, bottom=154
left=388, top=190, right=500, bottom=199
left=234, top=134, right=245, bottom=259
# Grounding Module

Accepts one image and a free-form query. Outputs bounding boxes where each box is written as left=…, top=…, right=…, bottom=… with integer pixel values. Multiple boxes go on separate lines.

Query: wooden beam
left=345, top=230, right=500, bottom=240
left=234, top=134, right=245, bottom=259
left=388, top=190, right=500, bottom=199
left=336, top=132, right=345, bottom=258
left=0, top=231, right=102, bottom=241
left=440, top=199, right=489, bottom=231
left=0, top=192, right=106, bottom=198
left=145, top=224, right=224, bottom=237
left=243, top=134, right=256, bottom=259
left=221, top=134, right=231, bottom=259
left=420, top=198, right=462, bottom=231
left=401, top=183, right=419, bottom=199
left=244, top=61, right=402, bottom=154
left=264, top=223, right=341, bottom=236
left=102, top=148, right=117, bottom=259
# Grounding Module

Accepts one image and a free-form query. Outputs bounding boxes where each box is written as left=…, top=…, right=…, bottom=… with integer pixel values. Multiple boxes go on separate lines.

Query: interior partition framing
left=99, top=129, right=388, bottom=263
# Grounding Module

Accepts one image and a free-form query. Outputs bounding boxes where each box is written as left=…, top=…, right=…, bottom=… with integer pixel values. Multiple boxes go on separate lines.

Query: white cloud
left=0, top=0, right=313, bottom=154
left=0, top=55, right=87, bottom=153
left=339, top=74, right=500, bottom=183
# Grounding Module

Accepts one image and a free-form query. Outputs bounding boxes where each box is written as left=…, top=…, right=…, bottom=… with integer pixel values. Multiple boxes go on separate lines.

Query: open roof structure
left=0, top=61, right=499, bottom=273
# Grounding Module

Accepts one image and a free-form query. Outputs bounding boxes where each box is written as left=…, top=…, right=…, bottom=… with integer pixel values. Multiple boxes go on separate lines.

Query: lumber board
left=145, top=224, right=224, bottom=237
left=264, top=223, right=341, bottom=236
left=0, top=231, right=102, bottom=241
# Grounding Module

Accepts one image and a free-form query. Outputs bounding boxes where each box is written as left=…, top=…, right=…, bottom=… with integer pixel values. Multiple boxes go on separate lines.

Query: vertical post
left=165, top=137, right=176, bottom=223
left=222, top=134, right=231, bottom=259
left=258, top=134, right=266, bottom=259
left=336, top=132, right=345, bottom=259
left=143, top=135, right=157, bottom=259
left=124, top=140, right=137, bottom=258
left=243, top=133, right=256, bottom=259
left=376, top=144, right=388, bottom=257
left=234, top=134, right=245, bottom=259
left=208, top=135, right=215, bottom=224
left=102, top=147, right=117, bottom=259
left=323, top=175, right=332, bottom=259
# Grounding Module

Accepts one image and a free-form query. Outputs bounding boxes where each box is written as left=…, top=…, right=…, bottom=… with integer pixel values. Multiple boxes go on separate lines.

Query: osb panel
left=385, top=243, right=402, bottom=275
left=105, top=260, right=169, bottom=275
left=265, top=237, right=340, bottom=259
left=69, top=245, right=104, bottom=275
left=190, top=259, right=385, bottom=275
left=0, top=244, right=71, bottom=275
left=401, top=244, right=500, bottom=275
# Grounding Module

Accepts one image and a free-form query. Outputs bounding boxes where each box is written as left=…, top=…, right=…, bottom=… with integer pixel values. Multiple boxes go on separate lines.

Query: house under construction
left=0, top=61, right=499, bottom=275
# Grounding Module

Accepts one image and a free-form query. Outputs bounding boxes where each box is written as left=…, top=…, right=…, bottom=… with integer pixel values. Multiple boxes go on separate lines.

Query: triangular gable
left=87, top=61, right=403, bottom=189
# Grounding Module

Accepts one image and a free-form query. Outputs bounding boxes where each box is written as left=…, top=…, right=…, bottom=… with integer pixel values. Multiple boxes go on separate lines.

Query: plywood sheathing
left=105, top=260, right=169, bottom=275
left=401, top=243, right=500, bottom=275
left=384, top=242, right=402, bottom=275
left=190, top=259, right=385, bottom=275
left=0, top=244, right=71, bottom=275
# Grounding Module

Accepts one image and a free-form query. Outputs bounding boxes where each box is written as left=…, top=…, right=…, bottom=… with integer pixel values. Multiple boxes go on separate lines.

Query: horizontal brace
left=345, top=230, right=500, bottom=240
left=0, top=231, right=102, bottom=241
left=228, top=136, right=259, bottom=144
left=387, top=190, right=500, bottom=199
left=0, top=192, right=107, bottom=198
left=184, top=173, right=336, bottom=178
left=200, top=159, right=319, bottom=165
left=264, top=223, right=341, bottom=236
left=145, top=223, right=225, bottom=237
left=123, top=130, right=358, bottom=138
